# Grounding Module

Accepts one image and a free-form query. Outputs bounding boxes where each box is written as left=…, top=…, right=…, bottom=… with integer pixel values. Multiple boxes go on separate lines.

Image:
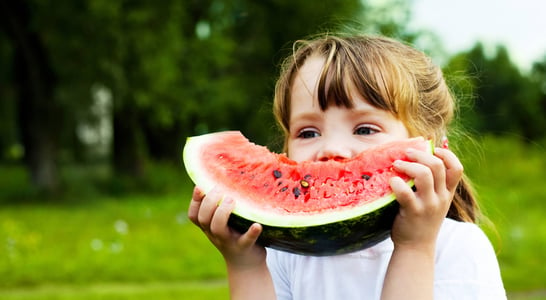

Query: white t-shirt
left=266, top=218, right=506, bottom=300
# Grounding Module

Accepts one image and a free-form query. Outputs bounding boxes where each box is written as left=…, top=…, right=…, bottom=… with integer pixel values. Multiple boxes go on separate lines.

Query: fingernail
left=222, top=197, right=234, bottom=205
left=441, top=136, right=449, bottom=149
left=195, top=187, right=205, bottom=197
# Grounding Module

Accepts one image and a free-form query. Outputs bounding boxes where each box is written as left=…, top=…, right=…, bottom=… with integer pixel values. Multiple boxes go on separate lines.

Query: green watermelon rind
left=228, top=194, right=400, bottom=256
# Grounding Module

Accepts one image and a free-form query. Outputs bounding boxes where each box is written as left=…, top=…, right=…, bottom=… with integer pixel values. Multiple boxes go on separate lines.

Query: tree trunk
left=1, top=0, right=61, bottom=192
left=112, top=103, right=146, bottom=178
left=143, top=119, right=184, bottom=163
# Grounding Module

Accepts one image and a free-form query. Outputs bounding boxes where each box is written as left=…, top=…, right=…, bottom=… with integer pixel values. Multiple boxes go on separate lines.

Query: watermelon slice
left=183, top=131, right=433, bottom=255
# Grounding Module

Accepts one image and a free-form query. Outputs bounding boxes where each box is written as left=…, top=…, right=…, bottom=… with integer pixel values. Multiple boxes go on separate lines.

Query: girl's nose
left=317, top=141, right=354, bottom=161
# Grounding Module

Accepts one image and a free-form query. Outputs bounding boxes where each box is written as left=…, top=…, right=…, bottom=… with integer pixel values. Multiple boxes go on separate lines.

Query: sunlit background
left=1, top=0, right=545, bottom=299
left=410, top=0, right=546, bottom=71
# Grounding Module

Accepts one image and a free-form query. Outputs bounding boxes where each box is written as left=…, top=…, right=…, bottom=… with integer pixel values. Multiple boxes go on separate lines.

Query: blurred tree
left=0, top=0, right=62, bottom=192
left=529, top=55, right=546, bottom=139
left=446, top=43, right=545, bottom=141
left=0, top=32, right=18, bottom=161
left=442, top=51, right=480, bottom=134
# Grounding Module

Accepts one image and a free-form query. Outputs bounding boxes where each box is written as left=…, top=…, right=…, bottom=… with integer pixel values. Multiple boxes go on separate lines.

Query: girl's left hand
left=389, top=147, right=464, bottom=250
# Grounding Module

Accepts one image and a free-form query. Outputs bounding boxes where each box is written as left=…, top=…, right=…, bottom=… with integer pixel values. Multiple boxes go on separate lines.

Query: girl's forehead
left=291, top=56, right=325, bottom=98
left=292, top=53, right=362, bottom=112
left=290, top=57, right=377, bottom=117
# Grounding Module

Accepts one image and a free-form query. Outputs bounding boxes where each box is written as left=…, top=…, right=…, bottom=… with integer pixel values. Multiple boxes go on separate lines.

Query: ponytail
left=447, top=175, right=481, bottom=223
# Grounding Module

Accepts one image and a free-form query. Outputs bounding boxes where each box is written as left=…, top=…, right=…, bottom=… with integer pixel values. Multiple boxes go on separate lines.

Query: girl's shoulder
left=436, top=218, right=502, bottom=271
left=437, top=218, right=493, bottom=248
left=434, top=219, right=506, bottom=298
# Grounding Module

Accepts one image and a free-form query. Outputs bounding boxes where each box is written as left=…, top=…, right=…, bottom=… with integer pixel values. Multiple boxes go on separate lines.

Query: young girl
left=188, top=34, right=506, bottom=299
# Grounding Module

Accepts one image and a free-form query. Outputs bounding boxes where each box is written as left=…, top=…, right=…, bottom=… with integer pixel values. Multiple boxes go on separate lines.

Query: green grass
left=0, top=192, right=228, bottom=285
left=0, top=168, right=230, bottom=299
left=0, top=281, right=229, bottom=300
left=0, top=135, right=545, bottom=299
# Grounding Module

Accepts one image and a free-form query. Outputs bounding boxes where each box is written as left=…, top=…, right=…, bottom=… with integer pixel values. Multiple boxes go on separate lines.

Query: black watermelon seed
left=362, top=174, right=371, bottom=180
left=280, top=186, right=288, bottom=192
left=293, top=187, right=301, bottom=198
left=273, top=170, right=282, bottom=179
left=303, top=174, right=312, bottom=180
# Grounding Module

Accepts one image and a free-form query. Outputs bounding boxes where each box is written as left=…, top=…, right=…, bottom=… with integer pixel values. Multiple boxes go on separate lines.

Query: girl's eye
left=354, top=125, right=378, bottom=135
left=297, top=129, right=320, bottom=139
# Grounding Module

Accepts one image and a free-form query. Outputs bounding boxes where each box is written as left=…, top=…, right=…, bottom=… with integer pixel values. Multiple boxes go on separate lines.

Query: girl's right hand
left=188, top=186, right=266, bottom=270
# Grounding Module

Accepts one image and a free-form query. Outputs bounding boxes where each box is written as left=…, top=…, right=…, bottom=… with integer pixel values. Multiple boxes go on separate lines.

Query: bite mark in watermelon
left=183, top=131, right=433, bottom=256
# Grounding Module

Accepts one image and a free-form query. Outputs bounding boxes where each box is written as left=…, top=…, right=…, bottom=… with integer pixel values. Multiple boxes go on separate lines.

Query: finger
left=389, top=176, right=420, bottom=214
left=404, top=148, right=447, bottom=194
left=433, top=148, right=464, bottom=192
left=209, top=196, right=236, bottom=237
left=192, top=185, right=205, bottom=200
left=392, top=159, right=435, bottom=200
left=197, top=187, right=222, bottom=231
left=188, top=186, right=205, bottom=225
left=238, top=223, right=263, bottom=248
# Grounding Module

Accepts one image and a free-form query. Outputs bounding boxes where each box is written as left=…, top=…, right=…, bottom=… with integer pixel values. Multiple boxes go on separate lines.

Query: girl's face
left=287, top=56, right=410, bottom=162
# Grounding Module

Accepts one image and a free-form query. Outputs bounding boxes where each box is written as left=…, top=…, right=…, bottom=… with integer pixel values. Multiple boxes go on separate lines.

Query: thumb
left=238, top=223, right=263, bottom=248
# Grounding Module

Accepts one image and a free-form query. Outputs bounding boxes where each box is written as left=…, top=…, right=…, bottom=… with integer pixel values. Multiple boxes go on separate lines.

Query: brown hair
left=273, top=34, right=480, bottom=223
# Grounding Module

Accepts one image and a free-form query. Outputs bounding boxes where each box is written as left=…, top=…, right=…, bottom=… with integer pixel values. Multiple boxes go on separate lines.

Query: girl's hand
left=389, top=147, right=464, bottom=251
left=188, top=186, right=266, bottom=270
